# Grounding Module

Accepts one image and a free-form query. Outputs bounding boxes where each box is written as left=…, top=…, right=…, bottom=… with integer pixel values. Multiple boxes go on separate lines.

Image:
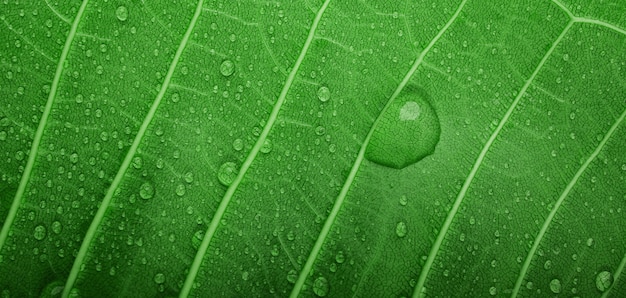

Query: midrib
left=179, top=0, right=332, bottom=296
left=289, top=0, right=469, bottom=297
left=62, top=1, right=206, bottom=297
left=412, top=15, right=575, bottom=298
left=512, top=108, right=626, bottom=297
left=0, top=0, right=89, bottom=256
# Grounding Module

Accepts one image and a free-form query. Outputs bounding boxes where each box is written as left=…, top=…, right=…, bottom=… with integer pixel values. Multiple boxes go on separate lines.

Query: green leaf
left=1, top=0, right=625, bottom=297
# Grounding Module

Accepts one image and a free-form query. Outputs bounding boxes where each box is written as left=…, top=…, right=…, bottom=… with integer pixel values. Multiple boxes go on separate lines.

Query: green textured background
left=0, top=0, right=625, bottom=297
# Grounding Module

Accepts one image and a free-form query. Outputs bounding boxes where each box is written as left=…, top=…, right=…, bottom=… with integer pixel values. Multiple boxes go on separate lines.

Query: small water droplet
left=241, top=271, right=249, bottom=280
left=34, top=225, right=46, bottom=240
left=153, top=273, right=165, bottom=284
left=549, top=278, right=561, bottom=293
left=175, top=184, right=185, bottom=196
left=139, top=182, right=155, bottom=199
left=489, top=286, right=497, bottom=296
left=287, top=269, right=298, bottom=284
left=395, top=221, right=407, bottom=238
left=232, top=138, right=244, bottom=151
left=317, top=86, right=330, bottom=102
left=335, top=251, right=345, bottom=264
left=595, top=271, right=613, bottom=292
left=586, top=238, right=594, bottom=247
left=220, top=60, right=235, bottom=77
left=115, top=6, right=128, bottom=21
left=399, top=195, right=408, bottom=206
left=260, top=139, right=272, bottom=153
left=313, top=276, right=329, bottom=297
left=315, top=126, right=326, bottom=136
left=365, top=85, right=440, bottom=169
left=51, top=221, right=62, bottom=234
left=218, top=162, right=238, bottom=186
left=192, top=230, right=204, bottom=249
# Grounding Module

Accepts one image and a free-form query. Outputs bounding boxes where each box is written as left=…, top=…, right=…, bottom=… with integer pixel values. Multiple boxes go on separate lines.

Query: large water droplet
left=115, top=6, right=128, bottom=21
left=153, top=273, right=165, bottom=284
left=218, top=162, right=238, bottom=186
left=313, top=276, right=329, bottom=297
left=595, top=271, right=613, bottom=292
left=365, top=85, right=441, bottom=169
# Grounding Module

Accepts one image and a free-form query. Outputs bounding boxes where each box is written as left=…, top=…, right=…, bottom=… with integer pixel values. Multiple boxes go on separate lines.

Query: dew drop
left=34, top=225, right=46, bottom=240
left=365, top=85, right=441, bottom=169
left=220, top=60, right=235, bottom=77
left=399, top=195, right=408, bottom=206
left=232, top=138, right=244, bottom=151
left=175, top=184, right=186, bottom=196
left=395, top=221, right=407, bottom=238
left=139, top=182, right=155, bottom=199
left=51, top=221, right=62, bottom=234
left=313, top=276, right=329, bottom=297
left=287, top=269, right=298, bottom=284
left=192, top=230, right=204, bottom=249
left=40, top=280, right=64, bottom=297
left=549, top=278, right=561, bottom=293
left=218, top=162, right=238, bottom=186
left=335, top=251, right=345, bottom=264
left=115, top=6, right=128, bottom=21
left=153, top=273, right=165, bottom=284
left=260, top=139, right=272, bottom=153
left=595, top=271, right=613, bottom=292
left=489, top=286, right=497, bottom=296
left=317, top=86, right=330, bottom=102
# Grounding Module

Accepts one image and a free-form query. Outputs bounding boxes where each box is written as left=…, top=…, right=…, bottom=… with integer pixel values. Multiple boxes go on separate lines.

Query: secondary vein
left=413, top=18, right=575, bottom=298
left=179, top=0, right=332, bottom=296
left=512, top=108, right=626, bottom=297
left=61, top=1, right=205, bottom=297
left=288, top=0, right=469, bottom=297
left=0, top=0, right=89, bottom=255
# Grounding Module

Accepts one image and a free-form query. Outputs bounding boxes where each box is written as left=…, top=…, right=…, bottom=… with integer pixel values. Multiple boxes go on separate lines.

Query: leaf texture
left=0, top=0, right=625, bottom=297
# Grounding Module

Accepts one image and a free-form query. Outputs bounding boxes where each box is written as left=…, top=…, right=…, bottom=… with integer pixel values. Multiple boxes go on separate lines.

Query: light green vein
left=179, top=0, right=331, bottom=296
left=512, top=108, right=626, bottom=297
left=602, top=251, right=626, bottom=298
left=0, top=0, right=89, bottom=254
left=413, top=19, right=574, bottom=298
left=61, top=1, right=205, bottom=297
left=288, top=0, right=468, bottom=297
left=574, top=17, right=626, bottom=36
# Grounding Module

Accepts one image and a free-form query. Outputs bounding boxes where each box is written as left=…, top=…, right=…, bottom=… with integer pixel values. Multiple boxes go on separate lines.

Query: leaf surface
left=1, top=0, right=625, bottom=297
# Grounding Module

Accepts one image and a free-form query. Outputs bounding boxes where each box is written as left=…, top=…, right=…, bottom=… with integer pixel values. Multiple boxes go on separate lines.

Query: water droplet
left=192, top=230, right=204, bottom=249
left=115, top=6, right=128, bottom=21
left=260, top=139, right=272, bottom=153
left=241, top=271, right=249, bottom=280
left=139, top=182, right=155, bottom=199
left=365, top=85, right=440, bottom=169
left=175, top=184, right=185, bottom=196
left=153, top=273, right=165, bottom=284
left=232, top=138, right=244, bottom=151
left=489, top=286, right=497, bottom=296
left=549, top=278, right=561, bottom=293
left=399, top=195, right=408, bottom=206
left=595, top=271, right=613, bottom=292
left=51, top=221, right=62, bottom=234
left=34, top=225, right=46, bottom=240
left=184, top=172, right=194, bottom=183
left=586, top=238, right=594, bottom=247
left=69, top=153, right=79, bottom=164
left=395, top=221, right=407, bottom=238
left=218, top=162, right=238, bottom=186
left=40, top=280, right=64, bottom=297
left=335, top=251, right=345, bottom=264
left=220, top=60, right=235, bottom=77
left=315, top=126, right=326, bottom=136
left=313, top=276, right=329, bottom=297
left=287, top=269, right=298, bottom=284
left=317, top=86, right=330, bottom=102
